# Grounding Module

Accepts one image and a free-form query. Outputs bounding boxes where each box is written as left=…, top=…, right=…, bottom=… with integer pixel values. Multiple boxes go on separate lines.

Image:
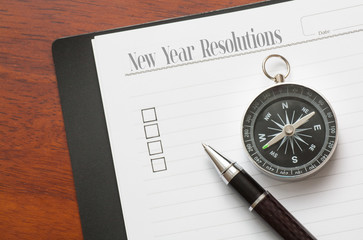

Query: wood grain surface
left=0, top=0, right=262, bottom=239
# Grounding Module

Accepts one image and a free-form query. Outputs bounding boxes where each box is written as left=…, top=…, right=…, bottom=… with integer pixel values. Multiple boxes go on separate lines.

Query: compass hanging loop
left=262, top=54, right=291, bottom=83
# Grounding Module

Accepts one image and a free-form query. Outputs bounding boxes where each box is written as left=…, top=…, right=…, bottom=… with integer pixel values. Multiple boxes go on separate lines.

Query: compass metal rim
left=240, top=82, right=339, bottom=181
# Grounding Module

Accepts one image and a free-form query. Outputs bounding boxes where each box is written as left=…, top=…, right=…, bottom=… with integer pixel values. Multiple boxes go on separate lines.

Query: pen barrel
left=252, top=192, right=317, bottom=240
left=228, top=169, right=265, bottom=204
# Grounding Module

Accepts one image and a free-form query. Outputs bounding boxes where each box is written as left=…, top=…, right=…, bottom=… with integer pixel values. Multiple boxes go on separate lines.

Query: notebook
left=53, top=0, right=363, bottom=239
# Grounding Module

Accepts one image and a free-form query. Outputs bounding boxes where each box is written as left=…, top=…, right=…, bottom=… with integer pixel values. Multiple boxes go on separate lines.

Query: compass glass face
left=242, top=83, right=338, bottom=179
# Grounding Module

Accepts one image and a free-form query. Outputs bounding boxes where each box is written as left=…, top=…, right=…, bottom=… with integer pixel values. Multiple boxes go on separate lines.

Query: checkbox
left=144, top=123, right=160, bottom=139
left=147, top=140, right=163, bottom=156
left=141, top=107, right=157, bottom=123
left=151, top=157, right=167, bottom=172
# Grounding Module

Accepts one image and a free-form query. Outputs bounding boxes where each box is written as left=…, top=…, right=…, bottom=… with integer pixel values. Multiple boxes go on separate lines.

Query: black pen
left=202, top=144, right=317, bottom=240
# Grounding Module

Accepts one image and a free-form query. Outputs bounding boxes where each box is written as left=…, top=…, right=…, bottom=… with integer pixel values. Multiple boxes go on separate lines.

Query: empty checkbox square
left=144, top=124, right=160, bottom=139
left=141, top=107, right=157, bottom=123
left=151, top=157, right=167, bottom=172
left=147, top=140, right=163, bottom=156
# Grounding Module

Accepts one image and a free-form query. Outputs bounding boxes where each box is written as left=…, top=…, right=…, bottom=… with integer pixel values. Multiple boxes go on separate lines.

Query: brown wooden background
left=0, top=1, right=262, bottom=239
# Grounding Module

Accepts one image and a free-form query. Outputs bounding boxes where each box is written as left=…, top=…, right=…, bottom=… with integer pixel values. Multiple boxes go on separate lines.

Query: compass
left=242, top=55, right=338, bottom=179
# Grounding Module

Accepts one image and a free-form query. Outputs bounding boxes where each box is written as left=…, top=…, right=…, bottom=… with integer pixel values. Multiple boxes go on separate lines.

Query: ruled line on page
left=147, top=168, right=363, bottom=203
left=135, top=106, right=363, bottom=142
left=151, top=204, right=246, bottom=224
left=152, top=196, right=363, bottom=239
left=153, top=216, right=264, bottom=239
left=132, top=66, right=363, bottom=134
left=318, top=226, right=363, bottom=238
left=148, top=170, right=363, bottom=210
left=141, top=141, right=363, bottom=186
left=153, top=205, right=363, bottom=239
left=140, top=136, right=363, bottom=171
left=130, top=51, right=363, bottom=99
left=151, top=199, right=356, bottom=227
left=145, top=158, right=363, bottom=224
left=138, top=122, right=363, bottom=157
left=153, top=207, right=363, bottom=240
left=131, top=65, right=363, bottom=113
left=143, top=149, right=363, bottom=183
left=152, top=193, right=363, bottom=225
left=148, top=191, right=237, bottom=210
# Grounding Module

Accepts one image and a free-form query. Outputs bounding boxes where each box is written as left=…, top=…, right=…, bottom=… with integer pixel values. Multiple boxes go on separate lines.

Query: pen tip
left=202, top=143, right=208, bottom=149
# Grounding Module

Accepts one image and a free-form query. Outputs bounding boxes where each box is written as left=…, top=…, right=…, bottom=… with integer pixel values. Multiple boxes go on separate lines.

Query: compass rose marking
left=293, top=138, right=303, bottom=151
left=284, top=138, right=289, bottom=154
left=285, top=111, right=290, bottom=125
left=263, top=111, right=315, bottom=151
left=268, top=127, right=282, bottom=131
left=296, top=113, right=303, bottom=122
left=268, top=132, right=280, bottom=137
left=295, top=135, right=309, bottom=145
left=277, top=113, right=286, bottom=125
left=289, top=138, right=295, bottom=154
left=295, top=127, right=312, bottom=133
left=277, top=136, right=288, bottom=151
left=271, top=119, right=284, bottom=129
left=297, top=133, right=312, bottom=138
left=291, top=110, right=296, bottom=123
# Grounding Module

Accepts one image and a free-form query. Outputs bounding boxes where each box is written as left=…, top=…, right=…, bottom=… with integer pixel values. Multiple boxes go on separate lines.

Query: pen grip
left=253, top=193, right=316, bottom=240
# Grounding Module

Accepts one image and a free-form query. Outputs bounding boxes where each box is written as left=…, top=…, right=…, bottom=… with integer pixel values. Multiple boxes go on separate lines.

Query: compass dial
left=242, top=83, right=338, bottom=179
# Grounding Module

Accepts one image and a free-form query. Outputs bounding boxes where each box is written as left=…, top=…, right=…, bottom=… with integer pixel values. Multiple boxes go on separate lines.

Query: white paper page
left=92, top=0, right=363, bottom=239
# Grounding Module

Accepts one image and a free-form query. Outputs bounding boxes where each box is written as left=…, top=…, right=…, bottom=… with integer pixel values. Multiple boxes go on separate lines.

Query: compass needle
left=262, top=131, right=286, bottom=150
left=293, top=111, right=315, bottom=129
left=268, top=132, right=280, bottom=137
left=296, top=114, right=303, bottom=122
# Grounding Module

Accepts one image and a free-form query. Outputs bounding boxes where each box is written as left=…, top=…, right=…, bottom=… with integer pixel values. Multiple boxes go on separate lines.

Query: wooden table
left=0, top=1, right=262, bottom=239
